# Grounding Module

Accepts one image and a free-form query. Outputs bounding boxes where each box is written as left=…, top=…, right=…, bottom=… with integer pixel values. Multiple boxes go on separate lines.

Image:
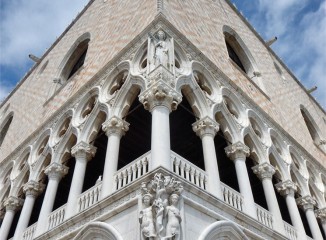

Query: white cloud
left=251, top=0, right=326, bottom=107
left=0, top=0, right=89, bottom=68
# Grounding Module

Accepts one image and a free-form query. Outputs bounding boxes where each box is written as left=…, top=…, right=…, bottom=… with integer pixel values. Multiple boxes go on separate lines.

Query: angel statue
left=148, top=30, right=174, bottom=72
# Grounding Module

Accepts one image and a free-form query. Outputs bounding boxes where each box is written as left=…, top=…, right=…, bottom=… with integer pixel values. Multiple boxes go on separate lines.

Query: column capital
left=71, top=141, right=97, bottom=161
left=275, top=179, right=297, bottom=196
left=102, top=116, right=129, bottom=137
left=23, top=180, right=45, bottom=197
left=192, top=116, right=219, bottom=138
left=296, top=195, right=317, bottom=212
left=252, top=162, right=275, bottom=180
left=45, top=162, right=68, bottom=180
left=139, top=80, right=182, bottom=112
left=4, top=196, right=24, bottom=212
left=315, top=208, right=326, bottom=223
left=224, top=141, right=250, bottom=161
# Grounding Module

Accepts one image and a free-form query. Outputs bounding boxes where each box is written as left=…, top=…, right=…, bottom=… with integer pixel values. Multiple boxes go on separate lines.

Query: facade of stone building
left=0, top=0, right=326, bottom=239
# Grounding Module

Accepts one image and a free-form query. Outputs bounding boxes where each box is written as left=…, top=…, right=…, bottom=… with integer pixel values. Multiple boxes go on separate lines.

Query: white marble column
left=65, top=141, right=96, bottom=219
left=275, top=180, right=306, bottom=237
left=297, top=195, right=323, bottom=240
left=101, top=116, right=129, bottom=199
left=315, top=208, right=326, bottom=236
left=252, top=162, right=285, bottom=234
left=35, top=162, right=68, bottom=236
left=139, top=70, right=182, bottom=171
left=225, top=142, right=257, bottom=219
left=13, top=181, right=44, bottom=240
left=0, top=196, right=24, bottom=240
left=192, top=116, right=222, bottom=199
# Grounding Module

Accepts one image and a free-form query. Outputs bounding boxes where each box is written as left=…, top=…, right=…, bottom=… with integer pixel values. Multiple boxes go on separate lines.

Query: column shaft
left=234, top=158, right=256, bottom=218
left=13, top=195, right=35, bottom=240
left=35, top=178, right=60, bottom=236
left=261, top=178, right=285, bottom=234
left=201, top=134, right=221, bottom=198
left=151, top=105, right=171, bottom=170
left=306, top=209, right=323, bottom=240
left=0, top=210, right=15, bottom=240
left=285, top=194, right=306, bottom=236
left=65, top=157, right=87, bottom=218
left=101, top=133, right=122, bottom=198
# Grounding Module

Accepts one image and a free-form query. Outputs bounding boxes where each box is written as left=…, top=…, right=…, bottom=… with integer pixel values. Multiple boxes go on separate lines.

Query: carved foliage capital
left=315, top=208, right=326, bottom=223
left=275, top=180, right=297, bottom=196
left=139, top=80, right=182, bottom=112
left=23, top=180, right=45, bottom=197
left=71, top=141, right=97, bottom=161
left=102, top=116, right=129, bottom=137
left=225, top=142, right=250, bottom=161
left=252, top=162, right=275, bottom=180
left=45, top=162, right=68, bottom=180
left=192, top=116, right=219, bottom=138
left=296, top=195, right=316, bottom=211
left=4, top=196, right=24, bottom=212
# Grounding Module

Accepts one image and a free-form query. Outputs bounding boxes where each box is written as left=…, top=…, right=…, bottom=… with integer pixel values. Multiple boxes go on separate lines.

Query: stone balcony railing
left=20, top=151, right=313, bottom=240
left=171, top=151, right=207, bottom=190
left=113, top=151, right=150, bottom=191
left=283, top=221, right=298, bottom=240
left=221, top=182, right=244, bottom=211
left=48, top=204, right=66, bottom=230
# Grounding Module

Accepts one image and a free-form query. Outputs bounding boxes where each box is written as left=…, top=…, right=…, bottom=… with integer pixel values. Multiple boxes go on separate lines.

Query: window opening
left=68, top=48, right=87, bottom=79
left=226, top=41, right=246, bottom=73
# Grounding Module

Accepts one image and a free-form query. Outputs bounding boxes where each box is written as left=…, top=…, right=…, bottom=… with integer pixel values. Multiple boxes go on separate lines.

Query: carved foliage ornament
left=102, top=116, right=129, bottom=137
left=225, top=142, right=250, bottom=161
left=192, top=116, right=219, bottom=138
left=71, top=141, right=97, bottom=161
left=139, top=173, right=183, bottom=240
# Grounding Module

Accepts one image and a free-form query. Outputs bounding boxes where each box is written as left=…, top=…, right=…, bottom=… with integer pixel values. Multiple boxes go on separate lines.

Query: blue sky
left=0, top=0, right=325, bottom=108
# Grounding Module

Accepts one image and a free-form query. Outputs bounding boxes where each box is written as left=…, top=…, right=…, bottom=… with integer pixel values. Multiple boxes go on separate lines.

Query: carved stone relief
left=139, top=173, right=183, bottom=240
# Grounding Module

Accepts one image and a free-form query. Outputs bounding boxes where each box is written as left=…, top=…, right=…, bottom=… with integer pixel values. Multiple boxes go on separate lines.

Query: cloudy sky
left=0, top=0, right=325, bottom=108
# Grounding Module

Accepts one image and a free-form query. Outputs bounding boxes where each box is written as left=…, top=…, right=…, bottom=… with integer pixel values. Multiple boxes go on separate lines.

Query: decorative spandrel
left=148, top=31, right=175, bottom=73
left=139, top=173, right=183, bottom=240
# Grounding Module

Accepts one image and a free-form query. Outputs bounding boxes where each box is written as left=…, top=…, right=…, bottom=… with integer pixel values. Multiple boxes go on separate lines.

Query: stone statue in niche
left=139, top=173, right=183, bottom=239
left=148, top=31, right=174, bottom=72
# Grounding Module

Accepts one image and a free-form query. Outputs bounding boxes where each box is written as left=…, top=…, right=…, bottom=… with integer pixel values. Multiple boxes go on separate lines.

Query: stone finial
left=225, top=142, right=250, bottom=161
left=71, top=141, right=97, bottom=161
left=296, top=195, right=317, bottom=212
left=23, top=180, right=45, bottom=197
left=102, top=116, right=129, bottom=137
left=4, top=196, right=24, bottom=212
left=45, top=162, right=68, bottom=180
left=192, top=116, right=219, bottom=138
left=252, top=162, right=275, bottom=180
left=315, top=208, right=326, bottom=223
left=275, top=179, right=297, bottom=196
left=139, top=80, right=182, bottom=112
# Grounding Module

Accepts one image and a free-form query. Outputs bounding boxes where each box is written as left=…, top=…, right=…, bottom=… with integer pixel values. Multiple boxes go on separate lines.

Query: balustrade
left=22, top=223, right=37, bottom=240
left=113, top=152, right=150, bottom=191
left=256, top=205, right=273, bottom=228
left=48, top=205, right=66, bottom=230
left=221, top=182, right=244, bottom=211
left=171, top=152, right=207, bottom=190
left=283, top=221, right=298, bottom=240
left=78, top=181, right=102, bottom=213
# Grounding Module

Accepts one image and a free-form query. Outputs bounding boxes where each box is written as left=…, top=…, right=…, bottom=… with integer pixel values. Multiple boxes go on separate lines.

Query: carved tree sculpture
left=140, top=173, right=183, bottom=240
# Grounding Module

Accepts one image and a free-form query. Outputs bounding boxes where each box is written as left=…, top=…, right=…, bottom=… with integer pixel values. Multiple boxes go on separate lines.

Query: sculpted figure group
left=139, top=173, right=183, bottom=240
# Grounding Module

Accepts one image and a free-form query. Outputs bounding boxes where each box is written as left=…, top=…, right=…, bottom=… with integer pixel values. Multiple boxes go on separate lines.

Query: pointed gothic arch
left=73, top=222, right=123, bottom=240
left=199, top=220, right=249, bottom=240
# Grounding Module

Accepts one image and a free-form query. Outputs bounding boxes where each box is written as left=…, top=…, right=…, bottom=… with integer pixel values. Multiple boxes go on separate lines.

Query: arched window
left=61, top=38, right=89, bottom=81
left=0, top=114, right=13, bottom=147
left=300, top=106, right=325, bottom=151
